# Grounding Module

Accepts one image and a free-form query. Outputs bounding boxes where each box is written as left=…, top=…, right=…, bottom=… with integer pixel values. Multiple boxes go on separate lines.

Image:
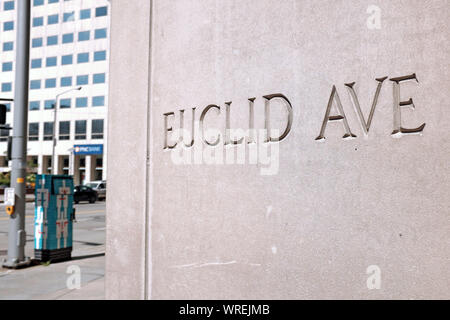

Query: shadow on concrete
left=72, top=240, right=103, bottom=246
left=71, top=252, right=105, bottom=261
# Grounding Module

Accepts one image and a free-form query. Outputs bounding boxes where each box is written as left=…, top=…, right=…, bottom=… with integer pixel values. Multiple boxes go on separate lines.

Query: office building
left=0, top=0, right=109, bottom=185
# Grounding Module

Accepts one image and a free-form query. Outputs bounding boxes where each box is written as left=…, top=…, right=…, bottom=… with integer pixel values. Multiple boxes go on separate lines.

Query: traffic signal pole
left=3, top=0, right=31, bottom=268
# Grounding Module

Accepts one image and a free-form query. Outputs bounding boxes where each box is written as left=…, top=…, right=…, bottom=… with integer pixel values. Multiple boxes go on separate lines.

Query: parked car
left=74, top=185, right=98, bottom=204
left=85, top=180, right=106, bottom=201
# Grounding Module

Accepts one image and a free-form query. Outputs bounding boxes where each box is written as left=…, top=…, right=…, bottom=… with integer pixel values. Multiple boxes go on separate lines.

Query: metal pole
left=51, top=96, right=59, bottom=175
left=3, top=0, right=31, bottom=268
left=51, top=87, right=81, bottom=175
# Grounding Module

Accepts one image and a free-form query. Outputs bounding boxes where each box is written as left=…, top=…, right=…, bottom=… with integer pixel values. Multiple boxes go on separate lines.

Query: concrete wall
left=105, top=0, right=151, bottom=300
left=107, top=0, right=450, bottom=299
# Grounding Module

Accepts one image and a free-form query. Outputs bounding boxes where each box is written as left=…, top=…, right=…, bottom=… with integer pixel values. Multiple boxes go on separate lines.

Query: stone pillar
left=73, top=155, right=80, bottom=185
left=106, top=0, right=450, bottom=300
left=85, top=155, right=92, bottom=184
left=106, top=0, right=151, bottom=300
left=37, top=154, right=43, bottom=175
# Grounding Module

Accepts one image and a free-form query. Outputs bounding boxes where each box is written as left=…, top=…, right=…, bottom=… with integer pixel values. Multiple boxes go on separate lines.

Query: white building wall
left=0, top=0, right=109, bottom=184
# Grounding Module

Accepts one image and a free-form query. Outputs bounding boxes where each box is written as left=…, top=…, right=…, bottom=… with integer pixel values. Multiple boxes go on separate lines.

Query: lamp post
left=3, top=0, right=30, bottom=268
left=51, top=87, right=82, bottom=175
left=68, top=147, right=74, bottom=176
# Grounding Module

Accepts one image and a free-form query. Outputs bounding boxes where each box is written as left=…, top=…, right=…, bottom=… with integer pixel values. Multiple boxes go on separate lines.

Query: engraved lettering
left=390, top=73, right=426, bottom=135
left=225, top=102, right=245, bottom=145
left=163, top=112, right=177, bottom=150
left=248, top=98, right=256, bottom=144
left=179, top=108, right=196, bottom=148
left=316, top=86, right=357, bottom=140
left=345, top=77, right=387, bottom=135
left=200, top=104, right=221, bottom=146
left=263, top=94, right=293, bottom=143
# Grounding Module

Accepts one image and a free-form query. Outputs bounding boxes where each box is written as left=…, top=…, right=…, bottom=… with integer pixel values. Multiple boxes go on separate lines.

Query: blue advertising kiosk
left=34, top=175, right=74, bottom=262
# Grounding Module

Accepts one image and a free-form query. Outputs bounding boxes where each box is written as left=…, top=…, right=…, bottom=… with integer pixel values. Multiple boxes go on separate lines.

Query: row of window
left=0, top=95, right=106, bottom=111
left=1, top=50, right=107, bottom=72
left=2, top=18, right=108, bottom=42
left=32, top=7, right=108, bottom=27
left=33, top=0, right=75, bottom=7
left=3, top=1, right=108, bottom=19
left=27, top=119, right=104, bottom=141
left=2, top=31, right=108, bottom=52
left=29, top=96, right=106, bottom=110
left=1, top=74, right=106, bottom=92
left=30, top=28, right=107, bottom=47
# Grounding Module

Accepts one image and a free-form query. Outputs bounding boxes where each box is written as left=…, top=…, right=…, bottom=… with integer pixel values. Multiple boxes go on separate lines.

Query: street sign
left=4, top=188, right=15, bottom=206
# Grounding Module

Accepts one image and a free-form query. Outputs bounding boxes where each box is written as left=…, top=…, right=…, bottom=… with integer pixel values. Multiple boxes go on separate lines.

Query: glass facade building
left=0, top=0, right=109, bottom=184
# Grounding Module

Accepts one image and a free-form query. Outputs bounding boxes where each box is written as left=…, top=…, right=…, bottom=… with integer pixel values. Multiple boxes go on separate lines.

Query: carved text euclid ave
left=163, top=73, right=426, bottom=149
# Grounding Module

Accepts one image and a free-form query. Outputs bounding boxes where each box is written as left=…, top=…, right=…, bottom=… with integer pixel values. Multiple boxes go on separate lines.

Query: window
left=77, top=52, right=89, bottom=63
left=48, top=14, right=59, bottom=25
left=33, top=17, right=44, bottom=27
left=60, top=77, right=72, bottom=87
left=44, top=122, right=54, bottom=141
left=61, top=54, right=73, bottom=65
left=95, top=6, right=108, bottom=17
left=29, top=101, right=40, bottom=111
left=4, top=1, right=14, bottom=11
left=91, top=120, right=104, bottom=139
left=48, top=0, right=59, bottom=4
left=76, top=97, right=88, bottom=108
left=46, top=56, right=57, bottom=67
left=94, top=51, right=107, bottom=61
left=94, top=28, right=107, bottom=39
left=63, top=11, right=75, bottom=22
left=29, top=123, right=39, bottom=141
left=60, top=98, right=71, bottom=109
left=30, top=80, right=41, bottom=90
left=4, top=103, right=11, bottom=112
left=47, top=35, right=58, bottom=46
left=34, top=0, right=44, bottom=6
left=31, top=59, right=42, bottom=69
left=80, top=9, right=90, bottom=19
left=32, top=38, right=43, bottom=48
left=62, top=33, right=74, bottom=43
left=76, top=75, right=88, bottom=86
left=75, top=120, right=87, bottom=140
left=78, top=31, right=90, bottom=41
left=44, top=100, right=55, bottom=110
left=2, top=83, right=12, bottom=92
left=45, top=78, right=57, bottom=88
left=3, top=42, right=13, bottom=51
left=93, top=73, right=106, bottom=84
left=0, top=125, right=10, bottom=142
left=2, top=62, right=13, bottom=72
left=4, top=21, right=14, bottom=31
left=92, top=96, right=105, bottom=107
left=59, top=121, right=70, bottom=140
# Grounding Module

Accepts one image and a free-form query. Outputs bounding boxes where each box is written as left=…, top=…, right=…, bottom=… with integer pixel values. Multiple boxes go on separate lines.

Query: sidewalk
left=0, top=245, right=105, bottom=300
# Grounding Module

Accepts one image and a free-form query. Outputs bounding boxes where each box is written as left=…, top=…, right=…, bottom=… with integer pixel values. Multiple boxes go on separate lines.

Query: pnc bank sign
left=73, top=144, right=103, bottom=155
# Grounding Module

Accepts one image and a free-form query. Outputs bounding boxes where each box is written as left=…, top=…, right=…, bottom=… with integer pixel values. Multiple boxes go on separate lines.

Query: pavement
left=0, top=202, right=106, bottom=300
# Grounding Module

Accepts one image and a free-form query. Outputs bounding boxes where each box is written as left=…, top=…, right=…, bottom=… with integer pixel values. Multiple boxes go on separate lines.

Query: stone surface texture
left=107, top=0, right=450, bottom=299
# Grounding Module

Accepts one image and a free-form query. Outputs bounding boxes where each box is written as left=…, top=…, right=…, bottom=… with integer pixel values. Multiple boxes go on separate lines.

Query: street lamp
left=51, top=86, right=82, bottom=175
